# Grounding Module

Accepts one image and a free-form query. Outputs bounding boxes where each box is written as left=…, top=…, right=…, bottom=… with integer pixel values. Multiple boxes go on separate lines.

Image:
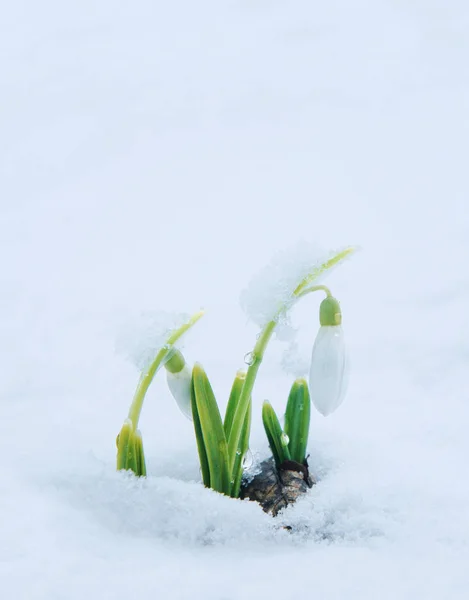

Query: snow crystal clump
left=281, top=341, right=310, bottom=378
left=115, top=310, right=192, bottom=372
left=240, top=241, right=343, bottom=329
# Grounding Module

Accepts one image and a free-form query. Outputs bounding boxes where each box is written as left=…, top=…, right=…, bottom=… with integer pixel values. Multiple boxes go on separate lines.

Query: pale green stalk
left=231, top=400, right=251, bottom=498
left=296, top=284, right=332, bottom=299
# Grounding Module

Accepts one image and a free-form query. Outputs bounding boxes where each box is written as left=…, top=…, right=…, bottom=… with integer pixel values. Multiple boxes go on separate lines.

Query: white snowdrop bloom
left=309, top=296, right=349, bottom=416
left=166, top=363, right=193, bottom=421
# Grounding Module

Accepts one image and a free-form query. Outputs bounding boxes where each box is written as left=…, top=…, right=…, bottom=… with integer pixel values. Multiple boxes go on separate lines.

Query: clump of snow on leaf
left=281, top=341, right=310, bottom=378
left=115, top=310, right=191, bottom=371
left=240, top=241, right=343, bottom=330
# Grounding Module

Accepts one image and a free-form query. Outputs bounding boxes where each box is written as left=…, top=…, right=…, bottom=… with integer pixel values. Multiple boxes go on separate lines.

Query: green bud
left=319, top=296, right=342, bottom=326
left=164, top=349, right=186, bottom=374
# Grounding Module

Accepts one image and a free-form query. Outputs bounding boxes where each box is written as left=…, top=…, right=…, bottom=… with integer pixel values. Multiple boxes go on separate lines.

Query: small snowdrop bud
left=164, top=349, right=193, bottom=421
left=166, top=364, right=193, bottom=421
left=309, top=297, right=349, bottom=416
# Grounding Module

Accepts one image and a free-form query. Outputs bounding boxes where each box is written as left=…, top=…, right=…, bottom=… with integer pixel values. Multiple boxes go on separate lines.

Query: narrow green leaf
left=224, top=370, right=246, bottom=439
left=126, top=438, right=138, bottom=475
left=135, top=430, right=147, bottom=477
left=192, top=364, right=230, bottom=495
left=284, top=378, right=311, bottom=464
left=191, top=373, right=210, bottom=488
left=116, top=419, right=139, bottom=474
left=116, top=419, right=132, bottom=471
left=262, top=401, right=291, bottom=467
left=230, top=398, right=251, bottom=498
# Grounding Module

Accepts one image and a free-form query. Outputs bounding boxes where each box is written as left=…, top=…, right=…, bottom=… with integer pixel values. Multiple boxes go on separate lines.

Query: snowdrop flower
left=309, top=296, right=349, bottom=416
left=165, top=350, right=193, bottom=421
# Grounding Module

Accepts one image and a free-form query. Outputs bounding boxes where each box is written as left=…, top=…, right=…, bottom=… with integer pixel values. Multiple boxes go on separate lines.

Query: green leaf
left=262, top=401, right=291, bottom=467
left=116, top=419, right=138, bottom=474
left=230, top=398, right=251, bottom=498
left=192, top=364, right=230, bottom=494
left=134, top=430, right=147, bottom=477
left=224, top=370, right=246, bottom=439
left=191, top=373, right=210, bottom=488
left=224, top=370, right=252, bottom=498
left=284, top=378, right=310, bottom=464
left=192, top=364, right=231, bottom=494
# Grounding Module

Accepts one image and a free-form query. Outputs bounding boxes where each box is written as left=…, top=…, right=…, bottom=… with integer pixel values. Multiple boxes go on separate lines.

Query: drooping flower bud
left=309, top=297, right=349, bottom=416
left=165, top=349, right=193, bottom=421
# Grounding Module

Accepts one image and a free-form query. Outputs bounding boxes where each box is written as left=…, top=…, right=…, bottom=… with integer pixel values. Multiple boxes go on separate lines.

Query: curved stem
left=296, top=284, right=332, bottom=299
left=293, top=246, right=355, bottom=296
left=127, top=310, right=204, bottom=427
left=128, top=347, right=168, bottom=426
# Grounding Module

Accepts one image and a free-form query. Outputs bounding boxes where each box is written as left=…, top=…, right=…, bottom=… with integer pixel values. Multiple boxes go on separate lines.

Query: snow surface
left=2, top=1, right=469, bottom=598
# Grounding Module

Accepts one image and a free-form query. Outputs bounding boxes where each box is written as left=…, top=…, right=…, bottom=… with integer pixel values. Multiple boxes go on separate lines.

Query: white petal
left=166, top=364, right=193, bottom=421
left=309, top=326, right=349, bottom=416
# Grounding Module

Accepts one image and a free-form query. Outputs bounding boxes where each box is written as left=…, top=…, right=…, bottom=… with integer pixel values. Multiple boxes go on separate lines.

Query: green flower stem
left=296, top=284, right=332, bottom=300
left=231, top=399, right=251, bottom=498
left=227, top=320, right=276, bottom=475
left=227, top=246, right=357, bottom=477
left=127, top=310, right=204, bottom=427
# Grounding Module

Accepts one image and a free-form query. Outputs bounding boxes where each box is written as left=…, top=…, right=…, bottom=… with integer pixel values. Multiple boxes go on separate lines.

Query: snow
left=240, top=241, right=349, bottom=327
left=2, top=1, right=469, bottom=599
left=115, top=310, right=194, bottom=372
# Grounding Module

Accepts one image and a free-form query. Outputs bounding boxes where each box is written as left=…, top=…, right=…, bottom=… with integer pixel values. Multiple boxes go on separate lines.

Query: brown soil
left=240, top=458, right=315, bottom=516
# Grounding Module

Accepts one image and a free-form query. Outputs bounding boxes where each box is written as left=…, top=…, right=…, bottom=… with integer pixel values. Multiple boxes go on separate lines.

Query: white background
left=1, top=1, right=469, bottom=598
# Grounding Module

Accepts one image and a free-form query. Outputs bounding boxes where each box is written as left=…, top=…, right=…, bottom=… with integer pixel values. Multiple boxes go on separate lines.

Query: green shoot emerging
left=262, top=401, right=291, bottom=467
left=284, top=379, right=311, bottom=465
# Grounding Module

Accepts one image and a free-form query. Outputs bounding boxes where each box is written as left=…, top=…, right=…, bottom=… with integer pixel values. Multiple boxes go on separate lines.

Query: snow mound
left=52, top=461, right=288, bottom=547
